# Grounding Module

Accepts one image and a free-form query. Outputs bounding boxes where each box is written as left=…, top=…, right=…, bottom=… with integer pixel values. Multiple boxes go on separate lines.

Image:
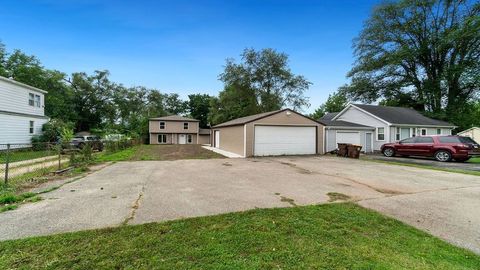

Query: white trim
left=376, top=127, right=386, bottom=141
left=420, top=128, right=427, bottom=136
left=322, top=125, right=326, bottom=154
left=0, top=75, right=48, bottom=94
left=332, top=104, right=391, bottom=125
left=365, top=132, right=373, bottom=153
left=159, top=121, right=166, bottom=130
left=243, top=124, right=247, bottom=157
left=394, top=124, right=456, bottom=128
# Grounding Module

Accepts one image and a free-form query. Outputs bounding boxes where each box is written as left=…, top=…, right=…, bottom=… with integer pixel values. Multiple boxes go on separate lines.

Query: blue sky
left=0, top=0, right=379, bottom=113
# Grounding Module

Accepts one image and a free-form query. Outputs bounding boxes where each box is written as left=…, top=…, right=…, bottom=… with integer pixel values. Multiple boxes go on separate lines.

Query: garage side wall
left=245, top=111, right=324, bottom=157
left=212, top=125, right=245, bottom=156
left=198, top=134, right=210, bottom=145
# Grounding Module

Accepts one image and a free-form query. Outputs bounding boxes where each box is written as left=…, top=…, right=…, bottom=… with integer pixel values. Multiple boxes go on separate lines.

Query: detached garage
left=212, top=109, right=325, bottom=157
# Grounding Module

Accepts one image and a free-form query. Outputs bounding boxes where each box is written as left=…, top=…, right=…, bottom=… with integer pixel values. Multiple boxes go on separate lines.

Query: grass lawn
left=468, top=157, right=480, bottom=164
left=0, top=203, right=478, bottom=269
left=0, top=149, right=54, bottom=164
left=97, top=144, right=224, bottom=162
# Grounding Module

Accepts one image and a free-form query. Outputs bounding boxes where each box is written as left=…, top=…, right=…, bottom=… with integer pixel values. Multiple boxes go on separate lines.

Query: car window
left=86, top=136, right=94, bottom=141
left=401, top=137, right=415, bottom=143
left=459, top=136, right=478, bottom=144
left=74, top=136, right=84, bottom=140
left=438, top=137, right=461, bottom=143
left=415, top=137, right=434, bottom=143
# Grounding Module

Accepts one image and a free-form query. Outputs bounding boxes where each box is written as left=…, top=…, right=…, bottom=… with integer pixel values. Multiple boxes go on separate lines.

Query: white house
left=0, top=76, right=49, bottom=145
left=324, top=104, right=455, bottom=151
left=458, top=127, right=480, bottom=143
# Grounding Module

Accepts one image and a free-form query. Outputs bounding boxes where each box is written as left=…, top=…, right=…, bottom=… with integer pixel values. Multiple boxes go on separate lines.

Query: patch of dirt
left=123, top=185, right=146, bottom=225
left=222, top=162, right=232, bottom=166
left=279, top=161, right=314, bottom=175
left=327, top=192, right=351, bottom=202
left=280, top=196, right=297, bottom=206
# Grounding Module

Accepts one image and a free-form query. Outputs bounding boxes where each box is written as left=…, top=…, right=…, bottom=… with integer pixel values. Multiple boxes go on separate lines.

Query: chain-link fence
left=0, top=143, right=66, bottom=187
left=0, top=139, right=141, bottom=188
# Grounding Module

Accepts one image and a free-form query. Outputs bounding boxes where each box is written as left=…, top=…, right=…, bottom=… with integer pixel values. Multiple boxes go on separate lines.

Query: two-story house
left=149, top=115, right=211, bottom=145
left=0, top=76, right=49, bottom=145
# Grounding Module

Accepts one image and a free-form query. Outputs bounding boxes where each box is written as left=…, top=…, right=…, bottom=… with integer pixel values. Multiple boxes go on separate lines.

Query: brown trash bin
left=337, top=143, right=350, bottom=157
left=347, top=144, right=362, bottom=159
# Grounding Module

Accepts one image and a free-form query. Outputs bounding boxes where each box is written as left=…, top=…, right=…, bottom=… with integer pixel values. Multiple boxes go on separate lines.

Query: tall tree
left=208, top=83, right=259, bottom=126
left=188, top=94, right=213, bottom=128
left=310, top=89, right=348, bottom=119
left=219, top=48, right=311, bottom=112
left=163, top=93, right=187, bottom=115
left=346, top=0, right=480, bottom=119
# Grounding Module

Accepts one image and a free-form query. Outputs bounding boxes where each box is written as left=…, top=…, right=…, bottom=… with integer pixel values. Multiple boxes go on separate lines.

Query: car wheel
left=383, top=148, right=395, bottom=157
left=434, top=150, right=452, bottom=162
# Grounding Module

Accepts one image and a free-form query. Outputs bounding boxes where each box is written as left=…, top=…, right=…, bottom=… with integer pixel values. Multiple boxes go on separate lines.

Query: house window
left=29, top=121, right=34, bottom=134
left=159, top=122, right=165, bottom=129
left=395, top=127, right=400, bottom=141
left=183, top=122, right=189, bottom=130
left=187, top=134, right=192, bottom=143
left=28, top=93, right=35, bottom=106
left=421, top=128, right=427, bottom=136
left=436, top=128, right=442, bottom=135
left=34, top=95, right=41, bottom=107
left=157, top=134, right=167, bottom=143
left=377, top=127, right=385, bottom=141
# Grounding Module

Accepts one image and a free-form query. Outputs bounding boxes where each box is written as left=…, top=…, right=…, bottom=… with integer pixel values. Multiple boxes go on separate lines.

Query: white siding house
left=0, top=76, right=49, bottom=145
left=331, top=104, right=455, bottom=151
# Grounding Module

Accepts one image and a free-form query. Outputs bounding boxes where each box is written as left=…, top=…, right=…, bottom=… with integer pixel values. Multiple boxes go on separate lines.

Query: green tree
left=188, top=94, right=214, bottom=128
left=69, top=71, right=117, bottom=131
left=346, top=0, right=480, bottom=119
left=208, top=84, right=259, bottom=126
left=219, top=48, right=311, bottom=112
left=310, top=89, right=348, bottom=119
left=164, top=93, right=187, bottom=115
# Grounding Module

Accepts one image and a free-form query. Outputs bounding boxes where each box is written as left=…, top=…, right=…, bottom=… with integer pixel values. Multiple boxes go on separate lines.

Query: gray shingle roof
left=350, top=104, right=454, bottom=126
left=149, top=115, right=199, bottom=122
left=319, top=120, right=374, bottom=128
left=199, top=128, right=211, bottom=135
left=319, top=112, right=339, bottom=121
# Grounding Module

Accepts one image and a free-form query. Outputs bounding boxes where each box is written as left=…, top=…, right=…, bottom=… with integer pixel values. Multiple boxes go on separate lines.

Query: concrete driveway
left=1, top=156, right=479, bottom=254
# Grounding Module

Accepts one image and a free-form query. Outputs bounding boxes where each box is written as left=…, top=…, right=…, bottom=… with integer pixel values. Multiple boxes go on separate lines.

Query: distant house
left=0, top=76, right=49, bottom=145
left=321, top=104, right=455, bottom=151
left=458, top=127, right=480, bottom=143
left=148, top=115, right=210, bottom=145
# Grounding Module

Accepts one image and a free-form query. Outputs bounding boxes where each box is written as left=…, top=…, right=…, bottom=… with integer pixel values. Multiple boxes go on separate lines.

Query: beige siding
left=198, top=134, right=210, bottom=145
left=458, top=128, right=480, bottom=142
left=149, top=120, right=199, bottom=133
left=150, top=133, right=173, bottom=144
left=244, top=110, right=324, bottom=157
left=150, top=133, right=197, bottom=145
left=212, top=125, right=245, bottom=156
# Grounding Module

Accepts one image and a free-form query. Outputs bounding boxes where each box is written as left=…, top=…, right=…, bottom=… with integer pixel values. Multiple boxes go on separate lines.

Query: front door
left=178, top=134, right=186, bottom=144
left=365, top=133, right=372, bottom=153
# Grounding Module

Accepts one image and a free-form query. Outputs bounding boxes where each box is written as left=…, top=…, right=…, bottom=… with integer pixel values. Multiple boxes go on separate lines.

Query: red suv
left=381, top=135, right=480, bottom=162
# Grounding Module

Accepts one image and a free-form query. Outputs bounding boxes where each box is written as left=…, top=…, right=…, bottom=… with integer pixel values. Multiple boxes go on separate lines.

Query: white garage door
left=254, top=126, right=316, bottom=156
left=336, top=132, right=361, bottom=145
